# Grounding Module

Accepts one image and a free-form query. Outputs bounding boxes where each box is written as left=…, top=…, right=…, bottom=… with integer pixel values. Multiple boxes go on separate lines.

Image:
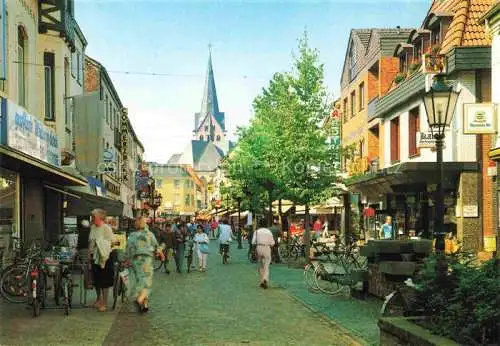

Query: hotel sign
left=4, top=100, right=60, bottom=166
left=330, top=106, right=341, bottom=171
left=463, top=103, right=497, bottom=134
left=121, top=109, right=129, bottom=182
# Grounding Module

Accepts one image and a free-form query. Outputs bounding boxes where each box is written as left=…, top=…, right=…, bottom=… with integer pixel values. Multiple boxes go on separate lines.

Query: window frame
left=359, top=82, right=365, bottom=110
left=17, top=27, right=26, bottom=107
left=390, top=117, right=400, bottom=163
left=408, top=107, right=420, bottom=157
left=43, top=52, right=55, bottom=121
left=350, top=90, right=356, bottom=118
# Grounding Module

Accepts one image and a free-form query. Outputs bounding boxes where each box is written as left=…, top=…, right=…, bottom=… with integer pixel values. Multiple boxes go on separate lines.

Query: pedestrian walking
left=194, top=225, right=210, bottom=272
left=174, top=222, right=188, bottom=273
left=252, top=218, right=275, bottom=289
left=210, top=219, right=218, bottom=239
left=126, top=216, right=164, bottom=313
left=269, top=219, right=282, bottom=263
left=218, top=219, right=233, bottom=258
left=159, top=223, right=176, bottom=274
left=88, top=209, right=115, bottom=312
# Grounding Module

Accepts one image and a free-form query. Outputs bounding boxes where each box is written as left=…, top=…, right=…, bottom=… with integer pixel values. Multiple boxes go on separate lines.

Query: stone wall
left=368, top=263, right=396, bottom=299
left=456, top=172, right=483, bottom=251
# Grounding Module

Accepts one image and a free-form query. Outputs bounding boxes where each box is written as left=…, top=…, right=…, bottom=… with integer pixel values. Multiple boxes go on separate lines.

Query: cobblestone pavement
left=1, top=243, right=378, bottom=346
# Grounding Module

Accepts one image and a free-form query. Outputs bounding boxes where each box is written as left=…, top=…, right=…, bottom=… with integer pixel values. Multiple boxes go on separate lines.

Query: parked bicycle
left=112, top=260, right=129, bottom=310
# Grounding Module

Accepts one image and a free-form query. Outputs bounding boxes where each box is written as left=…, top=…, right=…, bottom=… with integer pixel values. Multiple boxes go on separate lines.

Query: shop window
left=359, top=83, right=365, bottom=110
left=408, top=107, right=420, bottom=157
left=18, top=26, right=27, bottom=107
left=0, top=168, right=19, bottom=259
left=390, top=117, right=400, bottom=162
left=44, top=52, right=55, bottom=120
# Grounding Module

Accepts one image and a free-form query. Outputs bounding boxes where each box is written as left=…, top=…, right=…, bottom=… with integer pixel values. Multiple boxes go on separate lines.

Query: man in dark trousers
left=174, top=222, right=187, bottom=273
left=269, top=219, right=282, bottom=263
left=159, top=223, right=176, bottom=274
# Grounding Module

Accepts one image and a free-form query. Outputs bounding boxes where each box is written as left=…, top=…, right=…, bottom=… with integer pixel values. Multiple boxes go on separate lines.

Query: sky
left=75, top=0, right=431, bottom=163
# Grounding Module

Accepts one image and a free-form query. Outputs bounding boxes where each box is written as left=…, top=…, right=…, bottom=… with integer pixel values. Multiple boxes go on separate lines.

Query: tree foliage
left=224, top=32, right=342, bottom=216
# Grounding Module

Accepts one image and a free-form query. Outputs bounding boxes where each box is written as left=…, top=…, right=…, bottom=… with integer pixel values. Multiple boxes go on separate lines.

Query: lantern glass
left=422, top=76, right=460, bottom=134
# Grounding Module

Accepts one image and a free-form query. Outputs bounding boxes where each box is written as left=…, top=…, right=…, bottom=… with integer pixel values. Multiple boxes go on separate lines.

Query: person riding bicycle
left=217, top=219, right=234, bottom=258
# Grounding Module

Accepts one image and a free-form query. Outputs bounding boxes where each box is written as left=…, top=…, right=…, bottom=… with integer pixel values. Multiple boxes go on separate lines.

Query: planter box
left=379, top=317, right=459, bottom=346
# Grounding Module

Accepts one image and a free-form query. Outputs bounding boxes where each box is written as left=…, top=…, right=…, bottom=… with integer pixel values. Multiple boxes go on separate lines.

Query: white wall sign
left=6, top=101, right=60, bottom=166
left=462, top=205, right=478, bottom=218
left=417, top=129, right=449, bottom=149
left=463, top=103, right=497, bottom=134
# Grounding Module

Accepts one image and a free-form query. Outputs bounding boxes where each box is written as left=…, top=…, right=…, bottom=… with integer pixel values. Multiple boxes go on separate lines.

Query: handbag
left=199, top=243, right=210, bottom=254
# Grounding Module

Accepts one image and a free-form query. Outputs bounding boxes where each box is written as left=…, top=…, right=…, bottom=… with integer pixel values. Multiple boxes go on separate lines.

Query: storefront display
left=0, top=168, right=18, bottom=264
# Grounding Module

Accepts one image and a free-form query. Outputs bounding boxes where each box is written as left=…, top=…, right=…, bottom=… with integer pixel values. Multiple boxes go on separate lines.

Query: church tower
left=193, top=49, right=229, bottom=154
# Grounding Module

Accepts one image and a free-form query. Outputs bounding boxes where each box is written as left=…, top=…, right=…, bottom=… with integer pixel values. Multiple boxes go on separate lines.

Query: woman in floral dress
left=126, top=216, right=164, bottom=313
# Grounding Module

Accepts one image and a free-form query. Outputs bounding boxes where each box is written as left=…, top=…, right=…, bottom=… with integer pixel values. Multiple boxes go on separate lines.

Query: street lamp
left=151, top=190, right=163, bottom=225
left=422, top=74, right=460, bottom=252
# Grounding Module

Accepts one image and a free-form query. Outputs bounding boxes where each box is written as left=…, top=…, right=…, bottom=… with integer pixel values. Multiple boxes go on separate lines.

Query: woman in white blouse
left=193, top=225, right=210, bottom=272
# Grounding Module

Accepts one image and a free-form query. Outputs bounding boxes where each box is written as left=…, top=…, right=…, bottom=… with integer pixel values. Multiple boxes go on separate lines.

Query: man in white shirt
left=252, top=218, right=275, bottom=289
left=218, top=219, right=234, bottom=258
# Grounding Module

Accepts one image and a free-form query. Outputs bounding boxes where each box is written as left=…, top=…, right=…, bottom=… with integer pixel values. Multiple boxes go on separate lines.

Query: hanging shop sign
left=0, top=0, right=6, bottom=80
left=417, top=129, right=449, bottom=149
left=121, top=109, right=129, bottom=182
left=330, top=107, right=341, bottom=171
left=463, top=103, right=497, bottom=134
left=97, top=148, right=116, bottom=173
left=423, top=53, right=446, bottom=74
left=487, top=160, right=497, bottom=177
left=4, top=101, right=60, bottom=166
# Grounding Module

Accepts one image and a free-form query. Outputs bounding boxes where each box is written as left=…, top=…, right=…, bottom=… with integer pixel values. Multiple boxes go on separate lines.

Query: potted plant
left=394, top=72, right=407, bottom=85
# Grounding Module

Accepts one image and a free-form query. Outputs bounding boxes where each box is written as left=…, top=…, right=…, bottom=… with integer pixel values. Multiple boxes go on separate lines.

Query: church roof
left=196, top=52, right=225, bottom=132
left=167, top=153, right=181, bottom=165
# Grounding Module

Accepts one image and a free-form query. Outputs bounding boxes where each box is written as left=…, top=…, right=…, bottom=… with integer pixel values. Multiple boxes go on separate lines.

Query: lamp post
left=151, top=190, right=163, bottom=225
left=422, top=74, right=460, bottom=252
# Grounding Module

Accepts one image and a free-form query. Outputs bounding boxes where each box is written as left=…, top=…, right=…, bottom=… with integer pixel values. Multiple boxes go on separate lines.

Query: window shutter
left=409, top=113, right=415, bottom=156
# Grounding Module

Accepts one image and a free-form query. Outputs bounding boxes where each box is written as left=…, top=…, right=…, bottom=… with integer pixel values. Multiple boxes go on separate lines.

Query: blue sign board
left=5, top=100, right=60, bottom=166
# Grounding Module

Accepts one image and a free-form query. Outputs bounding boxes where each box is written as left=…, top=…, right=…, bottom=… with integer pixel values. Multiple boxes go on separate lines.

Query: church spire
left=200, top=46, right=220, bottom=119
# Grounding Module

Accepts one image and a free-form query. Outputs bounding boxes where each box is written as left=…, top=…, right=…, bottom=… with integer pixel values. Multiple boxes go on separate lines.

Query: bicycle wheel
left=62, top=278, right=71, bottom=315
left=121, top=278, right=127, bottom=304
left=32, top=271, right=46, bottom=317
left=380, top=290, right=407, bottom=317
left=153, top=253, right=163, bottom=271
left=314, top=262, right=349, bottom=296
left=303, top=263, right=319, bottom=292
left=112, top=269, right=120, bottom=310
left=1, top=265, right=30, bottom=303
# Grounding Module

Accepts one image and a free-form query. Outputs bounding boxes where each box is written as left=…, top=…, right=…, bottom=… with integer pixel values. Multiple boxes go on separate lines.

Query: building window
left=343, top=98, right=348, bottom=123
left=348, top=43, right=357, bottom=80
left=105, top=95, right=109, bottom=123
left=390, top=117, right=400, bottom=162
left=17, top=27, right=27, bottom=107
left=216, top=135, right=221, bottom=141
left=174, top=180, right=180, bottom=189
left=350, top=91, right=356, bottom=118
left=43, top=52, right=55, bottom=120
left=76, top=51, right=82, bottom=84
left=408, top=107, right=420, bottom=157
left=359, top=83, right=365, bottom=110
left=185, top=194, right=191, bottom=206
left=413, top=38, right=423, bottom=63
left=204, top=125, right=208, bottom=131
left=399, top=52, right=408, bottom=73
left=359, top=139, right=364, bottom=158
left=431, top=25, right=441, bottom=46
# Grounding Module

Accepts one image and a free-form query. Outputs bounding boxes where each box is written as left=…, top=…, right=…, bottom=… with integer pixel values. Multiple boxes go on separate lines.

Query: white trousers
left=196, top=249, right=208, bottom=269
left=256, top=245, right=272, bottom=283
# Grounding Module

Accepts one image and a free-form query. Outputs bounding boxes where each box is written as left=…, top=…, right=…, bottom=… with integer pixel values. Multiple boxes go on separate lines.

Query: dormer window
left=399, top=51, right=408, bottom=73
left=431, top=25, right=441, bottom=46
left=413, top=38, right=423, bottom=63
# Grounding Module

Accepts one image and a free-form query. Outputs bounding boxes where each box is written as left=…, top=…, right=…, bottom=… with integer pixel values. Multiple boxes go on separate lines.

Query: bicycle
left=1, top=240, right=42, bottom=303
left=112, top=260, right=129, bottom=310
left=57, top=251, right=74, bottom=315
left=30, top=256, right=47, bottom=317
left=220, top=243, right=230, bottom=264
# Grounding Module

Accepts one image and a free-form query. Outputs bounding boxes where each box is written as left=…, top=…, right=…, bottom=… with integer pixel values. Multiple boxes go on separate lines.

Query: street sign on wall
left=463, top=103, right=497, bottom=134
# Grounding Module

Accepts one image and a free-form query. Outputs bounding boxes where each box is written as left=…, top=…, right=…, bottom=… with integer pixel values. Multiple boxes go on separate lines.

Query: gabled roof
left=423, top=0, right=492, bottom=54
left=340, top=28, right=414, bottom=88
left=167, top=154, right=181, bottom=165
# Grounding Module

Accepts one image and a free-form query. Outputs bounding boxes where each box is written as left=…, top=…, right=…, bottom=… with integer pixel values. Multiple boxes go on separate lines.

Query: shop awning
left=64, top=187, right=124, bottom=216
left=346, top=161, right=479, bottom=201
left=0, top=145, right=87, bottom=186
left=230, top=210, right=250, bottom=217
